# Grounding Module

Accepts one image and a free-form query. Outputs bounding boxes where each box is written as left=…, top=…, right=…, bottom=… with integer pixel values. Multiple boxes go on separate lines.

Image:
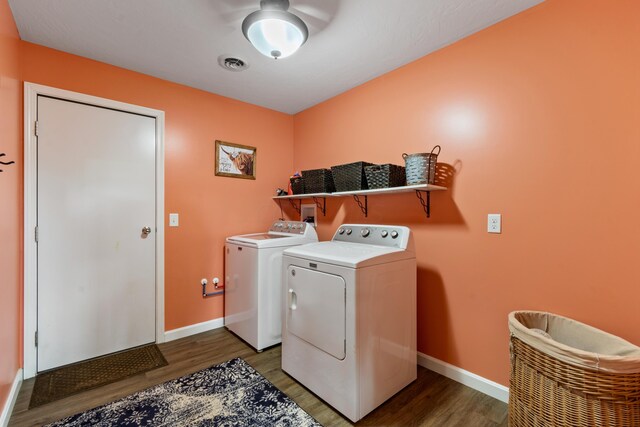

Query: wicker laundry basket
left=364, top=164, right=406, bottom=189
left=302, top=168, right=335, bottom=193
left=290, top=176, right=304, bottom=194
left=330, top=161, right=375, bottom=192
left=509, top=311, right=640, bottom=427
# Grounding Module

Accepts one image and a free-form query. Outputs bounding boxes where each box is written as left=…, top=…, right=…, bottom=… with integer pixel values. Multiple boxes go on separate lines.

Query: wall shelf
left=273, top=192, right=329, bottom=216
left=272, top=183, right=446, bottom=218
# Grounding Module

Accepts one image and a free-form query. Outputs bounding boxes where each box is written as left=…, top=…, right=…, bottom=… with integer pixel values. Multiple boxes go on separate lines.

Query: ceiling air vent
left=218, top=56, right=249, bottom=72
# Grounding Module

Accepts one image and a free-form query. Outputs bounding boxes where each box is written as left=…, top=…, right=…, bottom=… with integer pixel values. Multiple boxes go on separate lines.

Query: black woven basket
left=302, top=168, right=335, bottom=193
left=364, top=164, right=406, bottom=189
left=331, top=161, right=375, bottom=192
left=290, top=177, right=304, bottom=195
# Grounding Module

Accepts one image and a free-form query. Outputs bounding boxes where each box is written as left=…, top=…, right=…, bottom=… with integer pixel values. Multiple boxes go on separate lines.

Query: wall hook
left=0, top=153, right=15, bottom=172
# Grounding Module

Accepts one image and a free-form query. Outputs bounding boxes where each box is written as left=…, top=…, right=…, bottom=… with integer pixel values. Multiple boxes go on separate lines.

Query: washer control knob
left=361, top=228, right=370, bottom=237
left=346, top=228, right=353, bottom=235
left=381, top=230, right=388, bottom=238
left=390, top=230, right=399, bottom=239
left=338, top=228, right=345, bottom=235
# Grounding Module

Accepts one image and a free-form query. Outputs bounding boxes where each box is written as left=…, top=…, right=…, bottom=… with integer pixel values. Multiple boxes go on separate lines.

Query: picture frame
left=214, top=140, right=256, bottom=180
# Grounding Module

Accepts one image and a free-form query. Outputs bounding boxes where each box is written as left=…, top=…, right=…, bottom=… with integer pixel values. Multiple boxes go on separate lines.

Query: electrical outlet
left=169, top=213, right=179, bottom=227
left=488, top=214, right=501, bottom=234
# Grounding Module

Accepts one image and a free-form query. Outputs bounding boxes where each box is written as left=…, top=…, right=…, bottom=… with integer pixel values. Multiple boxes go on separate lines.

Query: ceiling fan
left=212, top=0, right=339, bottom=40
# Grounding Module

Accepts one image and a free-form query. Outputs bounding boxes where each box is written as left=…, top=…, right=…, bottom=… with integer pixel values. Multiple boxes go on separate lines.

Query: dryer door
left=286, top=266, right=346, bottom=360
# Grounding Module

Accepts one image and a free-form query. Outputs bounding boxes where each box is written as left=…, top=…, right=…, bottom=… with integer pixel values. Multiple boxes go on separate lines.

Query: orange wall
left=0, top=0, right=22, bottom=411
left=19, top=42, right=295, bottom=332
left=293, top=0, right=640, bottom=386
left=2, top=0, right=294, bottom=414
left=3, top=0, right=639, bottom=403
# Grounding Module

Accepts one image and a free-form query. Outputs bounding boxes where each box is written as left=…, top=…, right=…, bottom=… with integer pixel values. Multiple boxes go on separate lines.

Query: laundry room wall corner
left=17, top=38, right=295, bottom=336
left=293, top=0, right=640, bottom=388
left=0, top=0, right=23, bottom=420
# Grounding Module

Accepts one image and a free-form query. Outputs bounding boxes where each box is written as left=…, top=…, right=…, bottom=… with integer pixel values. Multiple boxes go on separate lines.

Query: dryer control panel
left=269, top=220, right=309, bottom=235
left=332, top=224, right=411, bottom=249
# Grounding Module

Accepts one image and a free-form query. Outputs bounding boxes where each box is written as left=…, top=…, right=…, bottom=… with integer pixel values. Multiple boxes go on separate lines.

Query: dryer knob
left=338, top=228, right=345, bottom=234
left=361, top=228, right=370, bottom=237
left=391, top=230, right=399, bottom=239
left=346, top=228, right=353, bottom=235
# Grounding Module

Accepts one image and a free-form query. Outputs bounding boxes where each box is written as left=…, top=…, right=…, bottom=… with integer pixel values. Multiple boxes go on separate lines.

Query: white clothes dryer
left=281, top=224, right=417, bottom=422
left=225, top=220, right=318, bottom=351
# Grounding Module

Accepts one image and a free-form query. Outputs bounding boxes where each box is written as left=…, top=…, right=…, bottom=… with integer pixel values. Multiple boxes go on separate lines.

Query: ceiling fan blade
left=209, top=0, right=257, bottom=24
left=291, top=4, right=334, bottom=23
left=289, top=0, right=339, bottom=32
left=218, top=9, right=254, bottom=24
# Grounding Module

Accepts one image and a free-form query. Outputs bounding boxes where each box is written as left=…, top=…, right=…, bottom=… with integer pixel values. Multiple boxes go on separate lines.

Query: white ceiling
left=9, top=0, right=543, bottom=114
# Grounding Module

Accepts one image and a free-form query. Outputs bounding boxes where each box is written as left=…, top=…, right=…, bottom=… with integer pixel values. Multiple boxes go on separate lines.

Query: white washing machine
left=281, top=224, right=417, bottom=422
left=225, top=220, right=318, bottom=351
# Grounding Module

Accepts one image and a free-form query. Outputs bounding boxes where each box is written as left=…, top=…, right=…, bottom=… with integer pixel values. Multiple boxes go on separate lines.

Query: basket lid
left=509, top=311, right=640, bottom=373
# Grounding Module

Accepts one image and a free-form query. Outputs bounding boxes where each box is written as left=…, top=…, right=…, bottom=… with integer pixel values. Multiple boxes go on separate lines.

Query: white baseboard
left=164, top=317, right=224, bottom=342
left=0, top=369, right=22, bottom=427
left=417, top=352, right=509, bottom=403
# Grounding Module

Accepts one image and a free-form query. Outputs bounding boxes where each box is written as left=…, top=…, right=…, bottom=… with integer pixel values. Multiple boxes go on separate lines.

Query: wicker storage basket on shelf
left=509, top=311, right=640, bottom=427
left=330, top=161, right=375, bottom=192
left=290, top=176, right=304, bottom=195
left=403, top=145, right=440, bottom=185
left=364, top=164, right=406, bottom=189
left=301, top=168, right=335, bottom=193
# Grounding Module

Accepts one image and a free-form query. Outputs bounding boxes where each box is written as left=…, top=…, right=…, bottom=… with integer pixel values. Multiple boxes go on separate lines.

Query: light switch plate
left=169, top=213, right=179, bottom=227
left=488, top=214, right=501, bottom=233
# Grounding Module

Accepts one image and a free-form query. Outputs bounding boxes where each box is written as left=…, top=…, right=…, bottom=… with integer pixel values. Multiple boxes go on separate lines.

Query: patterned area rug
left=30, top=344, right=168, bottom=408
left=46, top=358, right=321, bottom=426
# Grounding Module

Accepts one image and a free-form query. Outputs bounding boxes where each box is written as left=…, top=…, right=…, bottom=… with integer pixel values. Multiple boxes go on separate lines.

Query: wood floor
left=9, top=328, right=508, bottom=426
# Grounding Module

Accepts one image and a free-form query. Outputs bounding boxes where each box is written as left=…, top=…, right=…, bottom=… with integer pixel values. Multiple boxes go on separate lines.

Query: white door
left=37, top=96, right=156, bottom=371
left=286, top=266, right=346, bottom=360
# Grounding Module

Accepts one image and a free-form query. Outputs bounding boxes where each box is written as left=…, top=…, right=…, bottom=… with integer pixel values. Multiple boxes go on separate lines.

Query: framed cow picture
left=214, top=140, right=256, bottom=180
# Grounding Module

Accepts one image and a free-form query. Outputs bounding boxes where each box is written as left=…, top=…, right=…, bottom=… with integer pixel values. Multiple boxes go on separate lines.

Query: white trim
left=164, top=318, right=225, bottom=342
left=23, top=82, right=165, bottom=379
left=154, top=97, right=166, bottom=346
left=0, top=369, right=23, bottom=427
left=417, top=352, right=509, bottom=403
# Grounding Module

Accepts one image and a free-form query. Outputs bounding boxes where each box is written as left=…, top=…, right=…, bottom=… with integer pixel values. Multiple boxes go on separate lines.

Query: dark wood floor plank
left=9, top=328, right=507, bottom=426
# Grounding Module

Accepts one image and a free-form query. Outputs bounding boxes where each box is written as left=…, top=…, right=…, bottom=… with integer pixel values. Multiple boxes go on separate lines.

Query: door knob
left=142, top=226, right=152, bottom=235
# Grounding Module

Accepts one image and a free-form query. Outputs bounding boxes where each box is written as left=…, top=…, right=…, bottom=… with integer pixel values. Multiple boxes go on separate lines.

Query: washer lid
left=283, top=241, right=414, bottom=268
left=226, top=220, right=319, bottom=248
left=227, top=232, right=316, bottom=248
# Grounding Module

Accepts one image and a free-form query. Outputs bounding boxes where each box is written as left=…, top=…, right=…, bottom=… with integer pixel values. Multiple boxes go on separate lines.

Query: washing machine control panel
left=333, top=224, right=410, bottom=248
left=269, top=220, right=309, bottom=235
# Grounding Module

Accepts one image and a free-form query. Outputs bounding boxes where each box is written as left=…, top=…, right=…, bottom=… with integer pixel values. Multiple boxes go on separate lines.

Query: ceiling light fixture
left=242, top=0, right=308, bottom=60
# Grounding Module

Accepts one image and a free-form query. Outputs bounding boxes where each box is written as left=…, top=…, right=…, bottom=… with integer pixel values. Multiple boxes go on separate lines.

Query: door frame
left=23, top=82, right=166, bottom=379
